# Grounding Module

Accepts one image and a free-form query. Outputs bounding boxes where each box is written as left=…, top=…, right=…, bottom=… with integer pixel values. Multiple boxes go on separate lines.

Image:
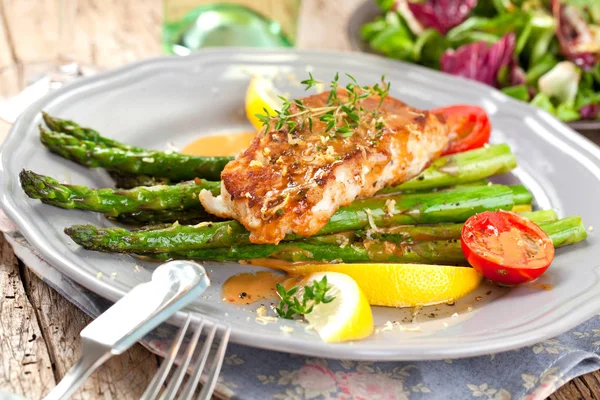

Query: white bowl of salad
left=354, top=0, right=600, bottom=129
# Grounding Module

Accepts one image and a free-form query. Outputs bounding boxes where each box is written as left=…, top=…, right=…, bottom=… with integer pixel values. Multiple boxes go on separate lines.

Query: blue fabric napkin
left=4, top=225, right=600, bottom=400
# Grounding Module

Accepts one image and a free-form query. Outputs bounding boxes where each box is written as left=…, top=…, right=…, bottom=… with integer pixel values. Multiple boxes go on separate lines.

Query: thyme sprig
left=254, top=73, right=391, bottom=139
left=275, top=276, right=335, bottom=320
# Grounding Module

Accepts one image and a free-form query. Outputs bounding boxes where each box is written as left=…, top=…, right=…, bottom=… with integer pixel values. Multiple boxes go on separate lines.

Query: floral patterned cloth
left=2, top=213, right=600, bottom=400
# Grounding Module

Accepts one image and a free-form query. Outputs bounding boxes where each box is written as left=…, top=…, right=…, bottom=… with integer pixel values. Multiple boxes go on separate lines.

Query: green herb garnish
left=256, top=73, right=390, bottom=140
left=275, top=276, right=335, bottom=319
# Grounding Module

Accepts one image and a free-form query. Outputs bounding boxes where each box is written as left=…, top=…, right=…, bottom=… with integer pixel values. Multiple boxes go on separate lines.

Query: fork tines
left=141, top=314, right=231, bottom=400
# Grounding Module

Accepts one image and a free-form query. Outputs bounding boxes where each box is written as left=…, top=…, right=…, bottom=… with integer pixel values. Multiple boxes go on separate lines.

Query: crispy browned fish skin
left=200, top=91, right=450, bottom=244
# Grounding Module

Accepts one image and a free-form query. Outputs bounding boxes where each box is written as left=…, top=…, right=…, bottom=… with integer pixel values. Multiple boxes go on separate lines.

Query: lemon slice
left=284, top=264, right=482, bottom=308
left=301, top=272, right=374, bottom=343
left=245, top=76, right=284, bottom=132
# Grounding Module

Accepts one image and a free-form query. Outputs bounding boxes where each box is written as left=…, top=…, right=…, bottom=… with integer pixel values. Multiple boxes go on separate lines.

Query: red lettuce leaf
left=508, top=59, right=526, bottom=86
left=407, top=0, right=478, bottom=35
left=552, top=0, right=599, bottom=70
left=440, top=33, right=516, bottom=87
left=580, top=103, right=600, bottom=119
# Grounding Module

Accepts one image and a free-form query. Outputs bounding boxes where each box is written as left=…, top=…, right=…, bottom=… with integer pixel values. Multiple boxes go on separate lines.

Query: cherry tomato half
left=432, top=105, right=491, bottom=155
left=461, top=210, right=555, bottom=285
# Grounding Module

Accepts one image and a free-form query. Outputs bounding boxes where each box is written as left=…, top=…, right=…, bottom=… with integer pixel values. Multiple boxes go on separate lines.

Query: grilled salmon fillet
left=200, top=90, right=450, bottom=244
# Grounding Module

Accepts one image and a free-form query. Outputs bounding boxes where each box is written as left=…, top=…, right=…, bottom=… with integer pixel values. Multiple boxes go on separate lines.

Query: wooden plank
left=72, top=0, right=162, bottom=68
left=0, top=0, right=16, bottom=68
left=579, top=373, right=600, bottom=398
left=550, top=377, right=596, bottom=400
left=0, top=0, right=20, bottom=144
left=296, top=0, right=362, bottom=50
left=0, top=0, right=59, bottom=64
left=21, top=266, right=160, bottom=399
left=0, top=234, right=55, bottom=398
left=0, top=0, right=161, bottom=69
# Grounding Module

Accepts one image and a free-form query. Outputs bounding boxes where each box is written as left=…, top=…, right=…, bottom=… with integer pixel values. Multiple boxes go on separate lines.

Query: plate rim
left=2, top=47, right=600, bottom=361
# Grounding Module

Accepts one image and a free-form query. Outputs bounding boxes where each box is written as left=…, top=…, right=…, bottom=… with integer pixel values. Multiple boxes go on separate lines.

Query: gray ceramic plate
left=1, top=49, right=599, bottom=361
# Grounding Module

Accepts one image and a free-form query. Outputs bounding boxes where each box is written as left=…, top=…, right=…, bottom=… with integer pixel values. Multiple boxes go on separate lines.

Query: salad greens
left=361, top=0, right=600, bottom=121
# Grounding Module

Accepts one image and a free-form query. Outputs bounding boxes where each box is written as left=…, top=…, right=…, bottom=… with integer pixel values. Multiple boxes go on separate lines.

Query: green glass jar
left=163, top=0, right=301, bottom=54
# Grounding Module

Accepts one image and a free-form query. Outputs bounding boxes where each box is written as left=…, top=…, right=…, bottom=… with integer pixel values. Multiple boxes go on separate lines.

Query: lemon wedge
left=301, top=272, right=374, bottom=343
left=284, top=264, right=482, bottom=308
left=245, top=76, right=284, bottom=132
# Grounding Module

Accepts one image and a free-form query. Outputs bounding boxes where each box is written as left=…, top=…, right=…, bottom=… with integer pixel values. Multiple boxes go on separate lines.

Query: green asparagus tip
left=38, top=125, right=50, bottom=142
left=41, top=112, right=70, bottom=134
left=41, top=112, right=67, bottom=135
left=66, top=224, right=141, bottom=253
left=65, top=224, right=106, bottom=249
left=20, top=170, right=41, bottom=199
left=41, top=111, right=54, bottom=129
left=19, top=169, right=66, bottom=201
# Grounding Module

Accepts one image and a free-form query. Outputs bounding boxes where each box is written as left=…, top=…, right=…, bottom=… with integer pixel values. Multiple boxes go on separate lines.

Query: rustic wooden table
left=1, top=0, right=599, bottom=398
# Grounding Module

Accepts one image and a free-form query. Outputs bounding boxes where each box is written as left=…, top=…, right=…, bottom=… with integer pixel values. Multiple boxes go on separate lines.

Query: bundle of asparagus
left=23, top=113, right=586, bottom=265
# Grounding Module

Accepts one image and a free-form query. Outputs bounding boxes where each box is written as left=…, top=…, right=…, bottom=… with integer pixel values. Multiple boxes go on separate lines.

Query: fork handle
left=43, top=261, right=209, bottom=400
left=43, top=344, right=111, bottom=400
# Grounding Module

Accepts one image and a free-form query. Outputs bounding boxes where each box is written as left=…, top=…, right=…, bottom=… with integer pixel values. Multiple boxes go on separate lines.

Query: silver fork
left=142, top=314, right=231, bottom=400
left=43, top=261, right=211, bottom=400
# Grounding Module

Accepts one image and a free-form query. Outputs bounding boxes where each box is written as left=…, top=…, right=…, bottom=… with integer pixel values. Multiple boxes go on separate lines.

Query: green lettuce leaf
left=412, top=28, right=450, bottom=68
left=362, top=12, right=415, bottom=60
left=447, top=12, right=528, bottom=46
left=525, top=53, right=558, bottom=84
left=531, top=92, right=556, bottom=115
left=376, top=0, right=396, bottom=12
left=502, top=85, right=531, bottom=101
left=556, top=103, right=582, bottom=121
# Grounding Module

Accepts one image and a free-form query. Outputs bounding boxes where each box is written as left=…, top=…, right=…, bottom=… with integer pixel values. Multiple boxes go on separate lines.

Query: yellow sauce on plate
left=181, top=131, right=256, bottom=156
left=221, top=271, right=284, bottom=305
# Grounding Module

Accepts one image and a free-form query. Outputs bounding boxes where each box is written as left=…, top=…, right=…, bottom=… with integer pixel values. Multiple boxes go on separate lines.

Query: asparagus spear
left=510, top=185, right=533, bottom=205
left=389, top=183, right=532, bottom=205
left=65, top=185, right=515, bottom=253
left=108, top=171, right=171, bottom=189
left=321, top=185, right=515, bottom=234
left=151, top=217, right=586, bottom=262
left=539, top=216, right=588, bottom=247
left=40, top=128, right=232, bottom=181
left=41, top=114, right=177, bottom=188
left=298, top=209, right=554, bottom=244
left=66, top=208, right=557, bottom=252
left=20, top=169, right=219, bottom=216
left=377, top=143, right=516, bottom=193
left=113, top=210, right=563, bottom=243
left=116, top=192, right=529, bottom=225
left=383, top=179, right=488, bottom=194
left=42, top=112, right=146, bottom=152
left=355, top=209, right=557, bottom=242
left=22, top=166, right=532, bottom=218
left=108, top=209, right=221, bottom=225
left=155, top=240, right=468, bottom=264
